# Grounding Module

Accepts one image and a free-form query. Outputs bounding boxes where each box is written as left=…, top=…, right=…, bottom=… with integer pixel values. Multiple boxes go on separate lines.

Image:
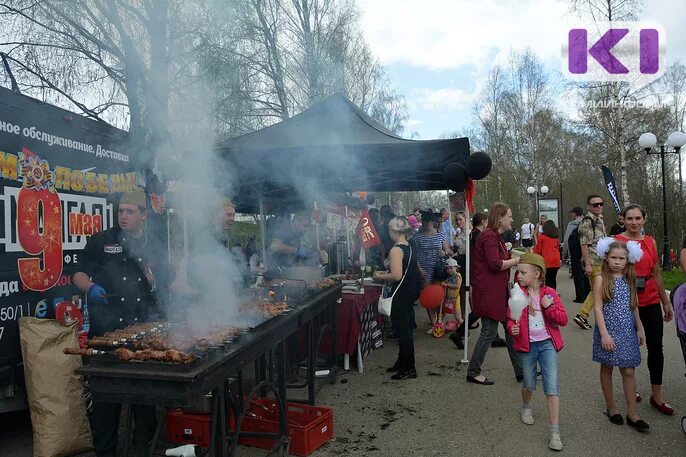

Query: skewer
left=64, top=347, right=108, bottom=356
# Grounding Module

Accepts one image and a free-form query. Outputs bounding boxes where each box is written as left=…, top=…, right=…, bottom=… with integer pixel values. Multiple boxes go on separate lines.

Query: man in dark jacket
left=73, top=190, right=169, bottom=457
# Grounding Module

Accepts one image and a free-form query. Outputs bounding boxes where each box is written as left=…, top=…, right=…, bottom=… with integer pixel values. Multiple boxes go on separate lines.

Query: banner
left=601, top=165, right=622, bottom=214
left=355, top=209, right=381, bottom=250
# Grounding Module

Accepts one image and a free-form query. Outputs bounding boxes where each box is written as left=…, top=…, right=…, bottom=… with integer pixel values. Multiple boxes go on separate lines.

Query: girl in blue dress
left=593, top=238, right=648, bottom=432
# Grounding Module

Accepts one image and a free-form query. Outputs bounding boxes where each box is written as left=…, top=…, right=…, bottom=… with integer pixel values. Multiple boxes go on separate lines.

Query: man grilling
left=269, top=210, right=317, bottom=268
left=73, top=190, right=169, bottom=457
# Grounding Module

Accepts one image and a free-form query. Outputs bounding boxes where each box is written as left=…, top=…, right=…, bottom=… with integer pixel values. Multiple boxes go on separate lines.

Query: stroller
left=669, top=282, right=686, bottom=436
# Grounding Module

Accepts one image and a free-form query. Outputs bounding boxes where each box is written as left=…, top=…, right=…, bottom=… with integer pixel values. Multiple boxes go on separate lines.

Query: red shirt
left=614, top=234, right=660, bottom=306
left=533, top=234, right=561, bottom=268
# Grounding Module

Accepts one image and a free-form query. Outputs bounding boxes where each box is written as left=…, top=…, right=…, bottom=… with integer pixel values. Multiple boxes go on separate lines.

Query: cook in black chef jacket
left=269, top=210, right=317, bottom=268
left=73, top=190, right=169, bottom=457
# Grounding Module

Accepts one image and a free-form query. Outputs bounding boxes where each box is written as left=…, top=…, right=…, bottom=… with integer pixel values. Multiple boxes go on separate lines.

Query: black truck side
left=0, top=86, right=135, bottom=412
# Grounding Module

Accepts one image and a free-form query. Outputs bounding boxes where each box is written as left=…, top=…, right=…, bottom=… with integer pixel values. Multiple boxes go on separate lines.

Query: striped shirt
left=414, top=231, right=446, bottom=282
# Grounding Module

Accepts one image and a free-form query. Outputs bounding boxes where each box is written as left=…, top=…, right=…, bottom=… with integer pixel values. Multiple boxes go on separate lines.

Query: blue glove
left=87, top=283, right=108, bottom=305
left=295, top=246, right=310, bottom=258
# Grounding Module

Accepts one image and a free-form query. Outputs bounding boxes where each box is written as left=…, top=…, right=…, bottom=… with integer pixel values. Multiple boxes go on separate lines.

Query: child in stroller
left=669, top=282, right=686, bottom=435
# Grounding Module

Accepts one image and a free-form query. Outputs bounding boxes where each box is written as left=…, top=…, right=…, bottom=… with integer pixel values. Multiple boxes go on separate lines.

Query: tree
left=0, top=0, right=178, bottom=173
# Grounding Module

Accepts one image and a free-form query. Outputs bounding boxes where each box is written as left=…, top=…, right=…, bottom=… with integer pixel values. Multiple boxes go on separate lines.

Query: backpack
left=568, top=217, right=595, bottom=260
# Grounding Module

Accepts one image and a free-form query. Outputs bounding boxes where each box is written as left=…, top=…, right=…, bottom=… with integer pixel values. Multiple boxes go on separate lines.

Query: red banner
left=355, top=209, right=381, bottom=250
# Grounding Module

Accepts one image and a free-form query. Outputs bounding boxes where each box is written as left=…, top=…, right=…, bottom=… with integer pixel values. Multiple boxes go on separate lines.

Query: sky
left=356, top=0, right=686, bottom=140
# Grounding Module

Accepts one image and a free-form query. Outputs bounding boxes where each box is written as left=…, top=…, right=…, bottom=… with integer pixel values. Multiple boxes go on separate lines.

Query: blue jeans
left=519, top=339, right=559, bottom=396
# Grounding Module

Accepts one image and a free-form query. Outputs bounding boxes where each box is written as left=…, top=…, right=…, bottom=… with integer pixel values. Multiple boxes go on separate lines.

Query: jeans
left=518, top=339, right=560, bottom=395
left=570, top=257, right=590, bottom=301
left=578, top=264, right=602, bottom=319
left=467, top=317, right=522, bottom=378
left=638, top=303, right=664, bottom=385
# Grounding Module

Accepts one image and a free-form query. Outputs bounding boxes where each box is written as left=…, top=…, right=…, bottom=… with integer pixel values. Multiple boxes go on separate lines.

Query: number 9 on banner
left=17, top=187, right=63, bottom=291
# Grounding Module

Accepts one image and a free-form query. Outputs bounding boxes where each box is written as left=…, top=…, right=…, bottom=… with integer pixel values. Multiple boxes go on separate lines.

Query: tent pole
left=461, top=197, right=471, bottom=364
left=259, top=190, right=267, bottom=268
left=314, top=201, right=321, bottom=256
left=446, top=189, right=453, bottom=245
left=182, top=193, right=189, bottom=265
left=344, top=205, right=351, bottom=260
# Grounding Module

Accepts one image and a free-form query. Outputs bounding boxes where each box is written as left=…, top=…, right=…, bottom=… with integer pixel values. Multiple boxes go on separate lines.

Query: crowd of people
left=364, top=195, right=682, bottom=452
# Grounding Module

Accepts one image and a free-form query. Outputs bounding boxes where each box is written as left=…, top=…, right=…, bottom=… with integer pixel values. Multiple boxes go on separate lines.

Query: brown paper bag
left=19, top=317, right=93, bottom=457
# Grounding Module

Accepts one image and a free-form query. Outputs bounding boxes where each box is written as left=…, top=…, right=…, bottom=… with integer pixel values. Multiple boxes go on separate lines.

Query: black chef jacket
left=269, top=223, right=302, bottom=268
left=78, top=226, right=168, bottom=337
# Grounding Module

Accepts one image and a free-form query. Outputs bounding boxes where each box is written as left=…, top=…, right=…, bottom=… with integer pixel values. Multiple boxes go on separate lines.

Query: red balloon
left=419, top=285, right=444, bottom=310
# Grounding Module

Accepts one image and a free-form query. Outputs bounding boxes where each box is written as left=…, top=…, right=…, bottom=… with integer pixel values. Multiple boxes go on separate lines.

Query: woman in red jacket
left=534, top=220, right=561, bottom=289
left=466, top=202, right=522, bottom=385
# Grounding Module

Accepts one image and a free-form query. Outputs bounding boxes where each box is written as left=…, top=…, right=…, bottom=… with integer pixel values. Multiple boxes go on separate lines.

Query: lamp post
left=639, top=131, right=686, bottom=271
left=526, top=184, right=549, bottom=221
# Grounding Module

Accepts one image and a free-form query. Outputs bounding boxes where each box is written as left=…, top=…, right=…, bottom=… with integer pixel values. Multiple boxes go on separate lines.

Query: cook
left=73, top=190, right=169, bottom=457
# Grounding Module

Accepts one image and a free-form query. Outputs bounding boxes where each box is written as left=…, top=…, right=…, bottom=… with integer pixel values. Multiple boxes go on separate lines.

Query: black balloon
left=466, top=151, right=492, bottom=180
left=443, top=162, right=468, bottom=192
left=365, top=194, right=376, bottom=205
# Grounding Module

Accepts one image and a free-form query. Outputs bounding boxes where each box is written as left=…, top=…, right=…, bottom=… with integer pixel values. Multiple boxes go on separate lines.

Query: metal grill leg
left=122, top=403, right=133, bottom=457
left=147, top=409, right=166, bottom=457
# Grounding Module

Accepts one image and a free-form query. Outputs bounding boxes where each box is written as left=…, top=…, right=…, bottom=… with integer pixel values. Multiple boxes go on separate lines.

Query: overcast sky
left=357, top=0, right=686, bottom=139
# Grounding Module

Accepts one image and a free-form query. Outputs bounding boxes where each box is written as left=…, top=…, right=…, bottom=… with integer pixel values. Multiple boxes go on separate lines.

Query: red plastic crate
left=165, top=409, right=213, bottom=448
left=164, top=400, right=333, bottom=456
left=239, top=399, right=334, bottom=457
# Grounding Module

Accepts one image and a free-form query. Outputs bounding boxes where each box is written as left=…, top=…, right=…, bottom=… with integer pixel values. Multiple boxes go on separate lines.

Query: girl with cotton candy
left=592, top=238, right=649, bottom=432
left=506, top=253, right=568, bottom=451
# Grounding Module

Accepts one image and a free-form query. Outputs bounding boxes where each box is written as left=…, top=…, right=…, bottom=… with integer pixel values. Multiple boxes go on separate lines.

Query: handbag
left=378, top=245, right=412, bottom=317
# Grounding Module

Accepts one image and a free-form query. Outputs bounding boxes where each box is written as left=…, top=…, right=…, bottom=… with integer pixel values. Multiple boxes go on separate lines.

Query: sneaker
left=425, top=328, right=434, bottom=335
left=386, top=333, right=399, bottom=342
left=573, top=314, right=592, bottom=330
left=491, top=337, right=508, bottom=347
left=391, top=369, right=417, bottom=380
left=449, top=332, right=464, bottom=349
left=549, top=432, right=563, bottom=451
left=521, top=408, right=534, bottom=425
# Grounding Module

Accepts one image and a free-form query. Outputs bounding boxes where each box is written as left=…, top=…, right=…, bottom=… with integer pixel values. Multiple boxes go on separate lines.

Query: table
left=336, top=286, right=383, bottom=373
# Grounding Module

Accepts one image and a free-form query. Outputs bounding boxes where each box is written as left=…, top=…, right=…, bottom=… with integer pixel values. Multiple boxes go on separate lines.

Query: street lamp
left=527, top=184, right=549, bottom=220
left=639, top=131, right=686, bottom=270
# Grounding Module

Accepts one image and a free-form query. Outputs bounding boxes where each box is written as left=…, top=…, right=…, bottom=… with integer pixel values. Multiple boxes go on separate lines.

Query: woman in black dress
left=374, top=216, right=419, bottom=380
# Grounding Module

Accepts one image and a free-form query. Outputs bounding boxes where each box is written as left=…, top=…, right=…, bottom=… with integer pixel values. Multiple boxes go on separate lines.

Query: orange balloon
left=357, top=192, right=368, bottom=199
left=419, top=285, right=444, bottom=309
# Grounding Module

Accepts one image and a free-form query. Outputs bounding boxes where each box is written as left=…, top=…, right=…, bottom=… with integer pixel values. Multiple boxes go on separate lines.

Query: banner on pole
left=601, top=165, right=622, bottom=214
left=355, top=209, right=381, bottom=250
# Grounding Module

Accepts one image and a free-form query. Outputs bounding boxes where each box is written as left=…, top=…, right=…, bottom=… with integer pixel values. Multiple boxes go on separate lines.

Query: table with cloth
left=336, top=286, right=384, bottom=372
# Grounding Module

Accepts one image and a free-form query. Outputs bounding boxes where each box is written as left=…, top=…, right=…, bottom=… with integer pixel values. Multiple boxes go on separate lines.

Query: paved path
left=2, top=269, right=685, bottom=456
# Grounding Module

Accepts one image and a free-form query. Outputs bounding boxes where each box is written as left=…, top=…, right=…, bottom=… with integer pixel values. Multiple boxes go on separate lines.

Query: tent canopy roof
left=218, top=94, right=470, bottom=211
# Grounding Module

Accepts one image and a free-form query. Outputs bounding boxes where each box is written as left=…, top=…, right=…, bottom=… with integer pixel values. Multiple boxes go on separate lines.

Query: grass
left=230, top=220, right=260, bottom=246
left=661, top=268, right=686, bottom=291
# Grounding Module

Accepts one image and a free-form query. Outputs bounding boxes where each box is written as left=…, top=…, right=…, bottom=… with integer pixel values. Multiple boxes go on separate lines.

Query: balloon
left=365, top=194, right=376, bottom=205
left=466, top=152, right=492, bottom=180
left=357, top=192, right=368, bottom=199
left=419, top=285, right=444, bottom=310
left=442, top=162, right=468, bottom=192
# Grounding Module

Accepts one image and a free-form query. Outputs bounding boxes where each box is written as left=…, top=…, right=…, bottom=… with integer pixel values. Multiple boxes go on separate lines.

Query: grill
left=77, top=284, right=342, bottom=457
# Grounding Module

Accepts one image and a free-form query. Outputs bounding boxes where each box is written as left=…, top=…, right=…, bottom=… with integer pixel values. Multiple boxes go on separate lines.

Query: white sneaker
left=426, top=327, right=434, bottom=335
left=521, top=408, right=534, bottom=425
left=549, top=432, right=563, bottom=451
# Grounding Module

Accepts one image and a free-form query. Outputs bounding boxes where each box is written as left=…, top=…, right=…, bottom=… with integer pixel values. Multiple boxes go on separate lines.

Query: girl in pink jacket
left=507, top=253, right=568, bottom=452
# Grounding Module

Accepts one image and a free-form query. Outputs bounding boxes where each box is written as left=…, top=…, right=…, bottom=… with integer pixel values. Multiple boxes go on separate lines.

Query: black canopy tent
left=217, top=94, right=470, bottom=212
left=217, top=94, right=477, bottom=362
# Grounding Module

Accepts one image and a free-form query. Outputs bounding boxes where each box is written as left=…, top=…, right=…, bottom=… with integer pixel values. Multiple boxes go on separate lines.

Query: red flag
left=465, top=178, right=476, bottom=213
left=356, top=209, right=381, bottom=249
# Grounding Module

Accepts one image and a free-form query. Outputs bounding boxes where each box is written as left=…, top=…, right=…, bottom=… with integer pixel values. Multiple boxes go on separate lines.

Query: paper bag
left=19, top=317, right=92, bottom=457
